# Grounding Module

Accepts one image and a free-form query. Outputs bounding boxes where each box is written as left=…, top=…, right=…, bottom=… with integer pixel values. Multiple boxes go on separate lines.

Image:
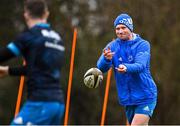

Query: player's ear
left=43, top=10, right=49, bottom=19
left=24, top=11, right=29, bottom=20
left=24, top=12, right=27, bottom=18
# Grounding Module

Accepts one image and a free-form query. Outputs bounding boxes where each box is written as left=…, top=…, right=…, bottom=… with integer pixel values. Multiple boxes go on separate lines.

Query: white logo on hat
left=119, top=18, right=133, bottom=26
left=127, top=18, right=133, bottom=25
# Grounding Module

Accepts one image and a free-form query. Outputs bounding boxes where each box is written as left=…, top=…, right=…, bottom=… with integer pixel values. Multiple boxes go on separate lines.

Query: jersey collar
left=35, top=23, right=50, bottom=28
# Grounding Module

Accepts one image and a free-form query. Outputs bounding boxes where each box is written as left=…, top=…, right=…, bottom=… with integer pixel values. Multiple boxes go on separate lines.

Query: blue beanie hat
left=114, top=13, right=133, bottom=31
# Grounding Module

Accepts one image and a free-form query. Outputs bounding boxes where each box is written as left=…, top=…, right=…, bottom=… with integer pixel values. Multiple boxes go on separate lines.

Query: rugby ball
left=84, top=68, right=103, bottom=88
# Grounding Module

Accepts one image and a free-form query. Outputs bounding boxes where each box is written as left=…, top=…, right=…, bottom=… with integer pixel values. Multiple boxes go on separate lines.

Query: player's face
left=115, top=24, right=132, bottom=41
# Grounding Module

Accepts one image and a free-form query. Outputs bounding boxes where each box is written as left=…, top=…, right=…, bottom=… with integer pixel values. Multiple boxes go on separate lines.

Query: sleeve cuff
left=7, top=42, right=21, bottom=56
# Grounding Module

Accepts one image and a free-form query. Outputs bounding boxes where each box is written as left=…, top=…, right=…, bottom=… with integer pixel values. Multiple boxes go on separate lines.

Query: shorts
left=11, top=101, right=65, bottom=125
left=125, top=101, right=157, bottom=124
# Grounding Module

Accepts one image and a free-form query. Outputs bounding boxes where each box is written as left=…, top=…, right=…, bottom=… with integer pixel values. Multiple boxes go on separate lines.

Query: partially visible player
left=0, top=0, right=65, bottom=125
left=97, top=13, right=157, bottom=125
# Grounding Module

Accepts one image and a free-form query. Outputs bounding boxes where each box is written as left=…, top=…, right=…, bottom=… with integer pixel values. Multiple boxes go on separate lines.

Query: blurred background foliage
left=0, top=0, right=180, bottom=124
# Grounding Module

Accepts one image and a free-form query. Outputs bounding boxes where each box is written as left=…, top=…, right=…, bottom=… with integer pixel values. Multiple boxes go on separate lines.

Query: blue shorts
left=11, top=101, right=65, bottom=125
left=125, top=101, right=157, bottom=124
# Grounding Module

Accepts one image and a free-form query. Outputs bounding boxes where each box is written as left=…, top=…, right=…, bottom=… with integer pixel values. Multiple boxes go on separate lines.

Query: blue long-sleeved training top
left=4, top=23, right=65, bottom=103
left=97, top=34, right=157, bottom=106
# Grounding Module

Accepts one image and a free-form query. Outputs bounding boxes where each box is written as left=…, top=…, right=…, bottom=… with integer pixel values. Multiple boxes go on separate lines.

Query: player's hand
left=115, top=64, right=127, bottom=73
left=0, top=66, right=9, bottom=77
left=103, top=47, right=115, bottom=60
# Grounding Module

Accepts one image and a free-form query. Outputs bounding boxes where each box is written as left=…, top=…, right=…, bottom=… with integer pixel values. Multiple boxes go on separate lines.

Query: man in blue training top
left=97, top=13, right=157, bottom=125
left=0, top=0, right=65, bottom=125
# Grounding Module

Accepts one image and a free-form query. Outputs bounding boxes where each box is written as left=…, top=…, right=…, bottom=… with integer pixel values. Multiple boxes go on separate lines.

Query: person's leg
left=131, top=101, right=157, bottom=126
left=131, top=114, right=149, bottom=126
